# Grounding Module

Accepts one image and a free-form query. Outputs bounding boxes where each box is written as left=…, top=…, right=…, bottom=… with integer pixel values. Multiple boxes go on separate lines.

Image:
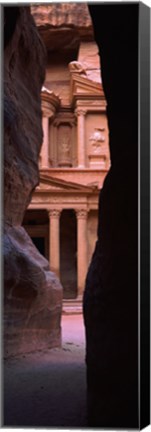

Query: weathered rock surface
left=31, top=4, right=101, bottom=107
left=4, top=6, right=45, bottom=224
left=4, top=6, right=63, bottom=357
left=31, top=3, right=93, bottom=52
left=4, top=227, right=62, bottom=356
left=83, top=4, right=138, bottom=429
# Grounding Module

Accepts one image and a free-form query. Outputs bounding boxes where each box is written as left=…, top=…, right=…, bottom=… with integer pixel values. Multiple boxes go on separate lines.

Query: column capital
left=47, top=209, right=61, bottom=219
left=75, top=108, right=86, bottom=117
left=42, top=111, right=50, bottom=118
left=76, top=209, right=87, bottom=219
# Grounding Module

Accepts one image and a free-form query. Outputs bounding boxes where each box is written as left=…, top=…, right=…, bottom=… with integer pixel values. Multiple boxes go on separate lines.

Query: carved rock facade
left=4, top=6, right=63, bottom=357
left=25, top=5, right=110, bottom=302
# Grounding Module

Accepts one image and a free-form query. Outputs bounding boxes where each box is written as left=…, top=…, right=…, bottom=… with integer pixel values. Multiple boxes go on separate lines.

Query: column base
left=76, top=294, right=83, bottom=302
left=77, top=164, right=85, bottom=169
left=88, top=154, right=107, bottom=169
left=41, top=165, right=50, bottom=169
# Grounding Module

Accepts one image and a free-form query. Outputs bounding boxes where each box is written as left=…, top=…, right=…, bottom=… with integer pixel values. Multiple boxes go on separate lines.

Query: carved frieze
left=76, top=99, right=106, bottom=108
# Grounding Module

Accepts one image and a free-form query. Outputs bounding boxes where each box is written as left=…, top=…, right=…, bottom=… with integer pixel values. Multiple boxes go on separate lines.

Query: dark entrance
left=23, top=209, right=49, bottom=260
left=60, top=209, right=77, bottom=299
left=31, top=237, right=45, bottom=257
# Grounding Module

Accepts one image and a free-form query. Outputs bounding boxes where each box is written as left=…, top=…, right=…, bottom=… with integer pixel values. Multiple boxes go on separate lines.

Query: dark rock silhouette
left=4, top=6, right=63, bottom=358
left=83, top=4, right=138, bottom=428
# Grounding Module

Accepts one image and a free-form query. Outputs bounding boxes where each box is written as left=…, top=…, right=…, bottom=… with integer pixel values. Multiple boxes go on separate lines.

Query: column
left=76, top=209, right=88, bottom=297
left=48, top=210, right=61, bottom=277
left=41, top=116, right=49, bottom=168
left=76, top=109, right=86, bottom=168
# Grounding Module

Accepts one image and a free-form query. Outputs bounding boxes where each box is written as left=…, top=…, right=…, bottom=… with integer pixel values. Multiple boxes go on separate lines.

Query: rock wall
left=31, top=3, right=93, bottom=52
left=4, top=6, right=63, bottom=357
left=31, top=4, right=101, bottom=106
left=83, top=4, right=138, bottom=429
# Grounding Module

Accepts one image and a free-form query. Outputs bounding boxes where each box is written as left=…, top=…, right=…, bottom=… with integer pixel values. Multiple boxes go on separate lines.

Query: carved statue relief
left=88, top=127, right=107, bottom=168
left=58, top=125, right=72, bottom=167
left=89, top=127, right=105, bottom=154
left=61, top=133, right=71, bottom=157
left=51, top=112, right=77, bottom=168
left=69, top=61, right=87, bottom=76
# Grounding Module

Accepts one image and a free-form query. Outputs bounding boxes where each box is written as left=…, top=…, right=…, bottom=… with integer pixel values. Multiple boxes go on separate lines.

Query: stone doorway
left=60, top=209, right=77, bottom=299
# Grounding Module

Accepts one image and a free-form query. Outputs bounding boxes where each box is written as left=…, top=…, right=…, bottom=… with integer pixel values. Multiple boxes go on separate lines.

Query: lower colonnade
left=24, top=204, right=93, bottom=300
left=48, top=207, right=88, bottom=298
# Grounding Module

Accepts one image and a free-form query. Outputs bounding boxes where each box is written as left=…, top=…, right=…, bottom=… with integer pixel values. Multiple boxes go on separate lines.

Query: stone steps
left=62, top=299, right=83, bottom=315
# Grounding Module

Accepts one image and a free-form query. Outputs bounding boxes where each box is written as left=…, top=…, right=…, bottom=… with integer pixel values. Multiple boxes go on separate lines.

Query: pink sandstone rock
left=4, top=6, right=63, bottom=357
left=31, top=3, right=94, bottom=52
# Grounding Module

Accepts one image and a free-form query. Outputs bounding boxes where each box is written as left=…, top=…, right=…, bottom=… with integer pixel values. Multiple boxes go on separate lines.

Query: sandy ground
left=3, top=314, right=88, bottom=428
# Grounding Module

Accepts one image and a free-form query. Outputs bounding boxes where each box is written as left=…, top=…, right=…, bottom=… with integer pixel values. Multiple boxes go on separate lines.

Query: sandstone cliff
left=31, top=3, right=93, bottom=52
left=31, top=4, right=101, bottom=105
left=4, top=6, right=63, bottom=357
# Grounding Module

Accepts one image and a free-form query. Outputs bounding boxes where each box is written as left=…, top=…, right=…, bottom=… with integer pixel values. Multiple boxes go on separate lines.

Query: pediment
left=36, top=174, right=97, bottom=193
left=70, top=74, right=105, bottom=99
